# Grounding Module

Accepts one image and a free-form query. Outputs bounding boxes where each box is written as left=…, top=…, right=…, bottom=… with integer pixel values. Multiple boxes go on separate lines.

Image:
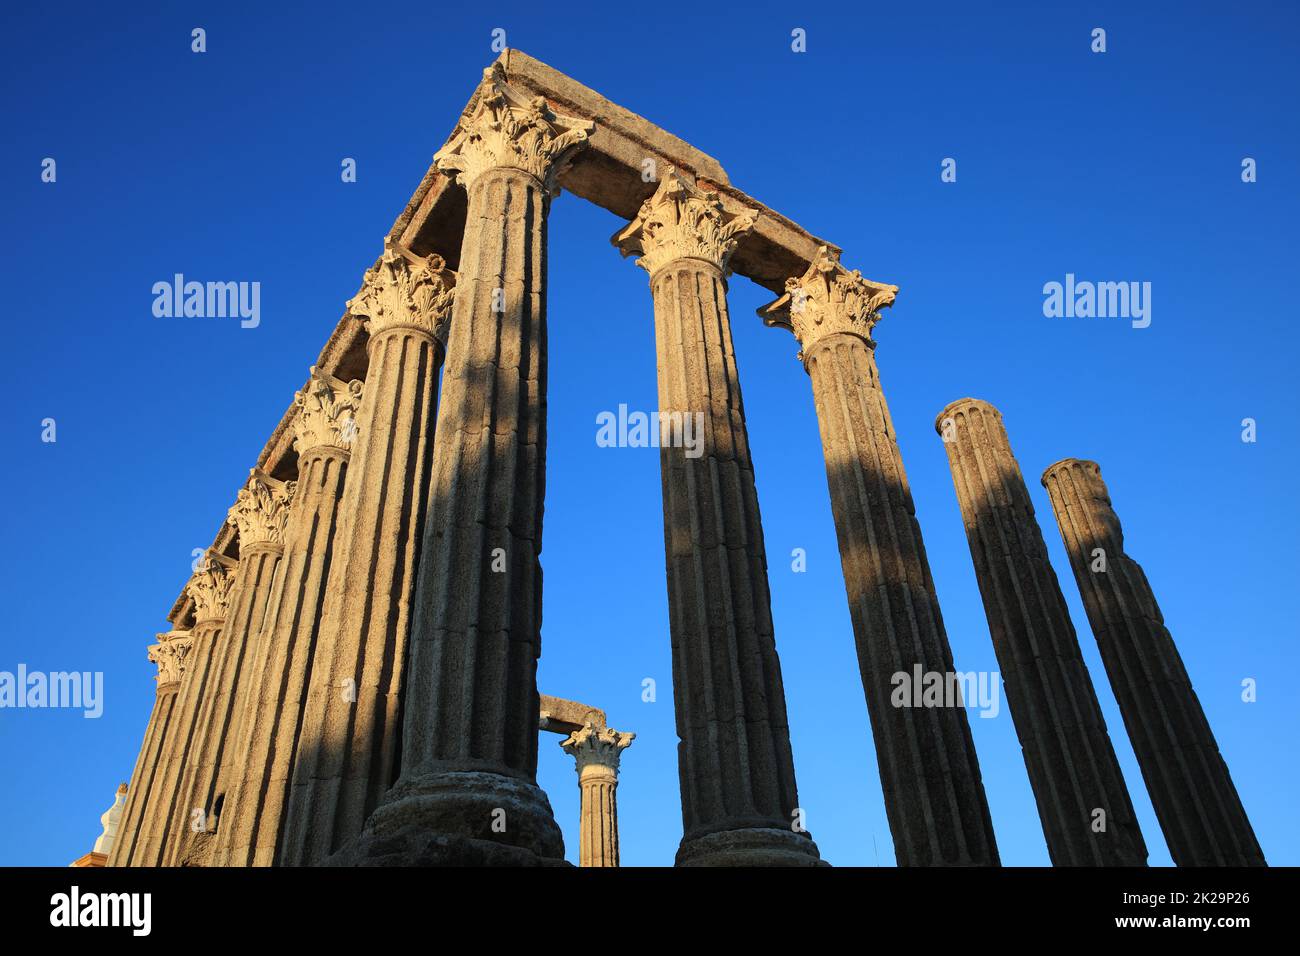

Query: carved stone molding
left=759, top=245, right=898, bottom=356
left=435, top=64, right=593, bottom=194
left=148, top=629, right=194, bottom=689
left=294, top=366, right=364, bottom=455
left=187, top=552, right=238, bottom=625
left=612, top=168, right=757, bottom=277
left=348, top=239, right=456, bottom=342
left=560, top=722, right=634, bottom=776
left=227, top=469, right=295, bottom=549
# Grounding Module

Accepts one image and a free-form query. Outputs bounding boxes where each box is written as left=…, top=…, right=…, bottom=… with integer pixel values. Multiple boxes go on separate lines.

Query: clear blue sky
left=2, top=1, right=1296, bottom=867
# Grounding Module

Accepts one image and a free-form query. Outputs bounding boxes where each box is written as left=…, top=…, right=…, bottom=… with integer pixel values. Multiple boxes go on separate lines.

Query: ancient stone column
left=759, top=248, right=999, bottom=866
left=352, top=66, right=590, bottom=867
left=279, top=243, right=456, bottom=866
left=1041, top=459, right=1266, bottom=866
left=210, top=368, right=363, bottom=867
left=560, top=723, right=634, bottom=867
left=611, top=169, right=822, bottom=867
left=131, top=554, right=237, bottom=866
left=935, top=400, right=1146, bottom=865
left=167, top=470, right=294, bottom=865
left=105, top=631, right=192, bottom=866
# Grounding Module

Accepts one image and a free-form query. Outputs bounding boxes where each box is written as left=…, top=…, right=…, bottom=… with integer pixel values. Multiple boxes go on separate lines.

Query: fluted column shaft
left=105, top=631, right=192, bottom=866
left=360, top=179, right=562, bottom=861
left=579, top=772, right=619, bottom=868
left=279, top=250, right=453, bottom=866
left=760, top=247, right=997, bottom=866
left=654, top=260, right=811, bottom=862
left=1041, top=458, right=1265, bottom=866
left=808, top=335, right=997, bottom=865
left=212, top=371, right=361, bottom=866
left=135, top=618, right=224, bottom=866
left=938, top=400, right=1145, bottom=865
left=612, top=171, right=820, bottom=867
left=138, top=621, right=224, bottom=868
left=130, top=556, right=236, bottom=866
left=106, top=688, right=178, bottom=866
left=353, top=68, right=592, bottom=867
left=167, top=537, right=285, bottom=865
left=400, top=165, right=549, bottom=780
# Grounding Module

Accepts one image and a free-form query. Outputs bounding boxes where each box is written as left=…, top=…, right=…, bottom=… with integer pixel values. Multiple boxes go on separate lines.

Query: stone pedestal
left=211, top=369, right=363, bottom=866
left=168, top=471, right=293, bottom=865
left=278, top=242, right=456, bottom=866
left=937, top=400, right=1146, bottom=865
left=760, top=248, right=998, bottom=866
left=560, top=724, right=633, bottom=867
left=351, top=67, right=589, bottom=867
left=613, top=170, right=822, bottom=867
left=1041, top=458, right=1265, bottom=866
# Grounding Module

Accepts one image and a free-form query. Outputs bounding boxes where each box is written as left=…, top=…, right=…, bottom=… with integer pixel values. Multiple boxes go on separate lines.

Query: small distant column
left=560, top=724, right=634, bottom=868
left=1041, top=458, right=1266, bottom=866
left=936, top=399, right=1146, bottom=865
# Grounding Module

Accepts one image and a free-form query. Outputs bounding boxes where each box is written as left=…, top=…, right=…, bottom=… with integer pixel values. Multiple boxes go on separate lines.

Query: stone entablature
left=165, top=49, right=848, bottom=631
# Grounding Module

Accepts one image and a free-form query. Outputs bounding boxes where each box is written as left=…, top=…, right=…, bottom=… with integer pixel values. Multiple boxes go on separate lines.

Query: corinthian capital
left=294, top=366, right=364, bottom=454
left=611, top=168, right=757, bottom=277
left=435, top=65, right=593, bottom=193
left=187, top=551, right=237, bottom=625
left=560, top=722, right=635, bottom=775
left=148, top=629, right=194, bottom=689
left=226, top=469, right=295, bottom=549
left=759, top=246, right=899, bottom=353
left=349, top=239, right=456, bottom=341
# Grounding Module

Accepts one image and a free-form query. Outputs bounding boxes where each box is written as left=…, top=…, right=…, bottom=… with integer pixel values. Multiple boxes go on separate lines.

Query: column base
left=676, top=827, right=827, bottom=867
left=342, top=770, right=567, bottom=867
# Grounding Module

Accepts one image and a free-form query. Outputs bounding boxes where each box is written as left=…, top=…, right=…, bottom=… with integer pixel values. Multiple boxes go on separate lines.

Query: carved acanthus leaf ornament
left=227, top=469, right=295, bottom=548
left=348, top=239, right=456, bottom=342
left=435, top=65, right=593, bottom=193
left=187, top=552, right=238, bottom=625
left=294, top=366, right=364, bottom=453
left=560, top=722, right=635, bottom=774
left=759, top=246, right=899, bottom=356
left=148, top=630, right=194, bottom=687
left=612, top=168, right=757, bottom=277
